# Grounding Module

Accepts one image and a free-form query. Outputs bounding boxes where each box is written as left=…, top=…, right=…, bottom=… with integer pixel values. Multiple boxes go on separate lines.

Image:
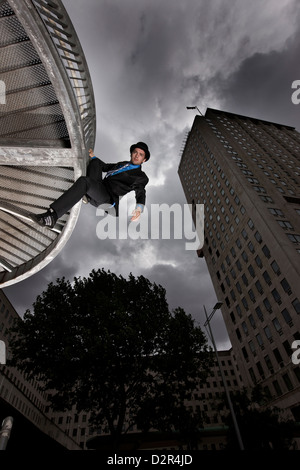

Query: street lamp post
left=186, top=106, right=204, bottom=116
left=204, top=303, right=245, bottom=450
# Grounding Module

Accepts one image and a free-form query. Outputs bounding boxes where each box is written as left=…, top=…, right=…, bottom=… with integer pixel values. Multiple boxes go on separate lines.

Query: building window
left=242, top=274, right=249, bottom=286
left=260, top=195, right=273, bottom=203
left=272, top=317, right=282, bottom=335
left=292, top=298, right=300, bottom=314
left=282, top=373, right=294, bottom=391
left=254, top=231, right=262, bottom=243
left=249, top=340, right=256, bottom=355
left=242, top=321, right=249, bottom=335
left=236, top=328, right=242, bottom=342
left=263, top=325, right=273, bottom=342
left=236, top=238, right=242, bottom=249
left=255, top=306, right=264, bottom=321
left=248, top=241, right=255, bottom=253
left=230, top=312, right=236, bottom=324
left=255, top=280, right=263, bottom=294
left=249, top=289, right=256, bottom=303
left=248, top=265, right=255, bottom=278
left=263, top=298, right=272, bottom=312
left=281, top=308, right=293, bottom=326
left=262, top=270, right=272, bottom=285
left=230, top=268, right=236, bottom=280
left=230, top=247, right=236, bottom=258
left=256, top=361, right=265, bottom=379
left=264, top=355, right=274, bottom=373
left=236, top=259, right=242, bottom=272
left=277, top=220, right=294, bottom=230
left=248, top=314, right=256, bottom=328
left=255, top=255, right=263, bottom=268
left=271, top=288, right=282, bottom=304
left=253, top=186, right=266, bottom=193
left=269, top=208, right=284, bottom=216
left=287, top=234, right=300, bottom=243
left=262, top=245, right=271, bottom=258
left=248, top=219, right=254, bottom=230
left=283, top=340, right=292, bottom=357
left=271, top=260, right=281, bottom=275
left=256, top=333, right=264, bottom=348
left=273, top=348, right=284, bottom=366
left=242, top=347, right=249, bottom=361
left=280, top=278, right=292, bottom=294
left=241, top=229, right=248, bottom=240
left=273, top=380, right=283, bottom=396
left=249, top=367, right=257, bottom=384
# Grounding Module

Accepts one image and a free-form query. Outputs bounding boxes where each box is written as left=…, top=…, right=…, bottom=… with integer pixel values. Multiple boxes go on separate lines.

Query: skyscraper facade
left=178, top=108, right=300, bottom=420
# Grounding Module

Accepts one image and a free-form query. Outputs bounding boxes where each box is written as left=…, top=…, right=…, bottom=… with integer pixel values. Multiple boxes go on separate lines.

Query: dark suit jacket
left=100, top=160, right=149, bottom=215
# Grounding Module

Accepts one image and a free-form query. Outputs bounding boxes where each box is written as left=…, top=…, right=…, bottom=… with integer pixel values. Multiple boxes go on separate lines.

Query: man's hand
left=89, top=148, right=95, bottom=158
left=131, top=207, right=142, bottom=222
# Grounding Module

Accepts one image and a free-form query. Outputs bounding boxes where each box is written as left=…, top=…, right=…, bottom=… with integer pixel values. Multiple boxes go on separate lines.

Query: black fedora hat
left=130, top=142, right=150, bottom=161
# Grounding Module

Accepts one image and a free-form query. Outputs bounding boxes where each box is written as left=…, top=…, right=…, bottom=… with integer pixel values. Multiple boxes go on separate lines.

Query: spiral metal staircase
left=0, top=0, right=96, bottom=286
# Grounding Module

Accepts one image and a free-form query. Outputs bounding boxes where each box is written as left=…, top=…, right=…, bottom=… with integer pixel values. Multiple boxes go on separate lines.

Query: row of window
left=209, top=117, right=299, bottom=198
left=0, top=382, right=44, bottom=427
left=217, top=113, right=300, bottom=166
left=248, top=363, right=300, bottom=400
left=207, top=116, right=300, bottom=247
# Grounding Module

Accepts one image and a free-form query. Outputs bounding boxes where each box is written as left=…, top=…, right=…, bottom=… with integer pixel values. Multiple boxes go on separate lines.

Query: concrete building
left=0, top=289, right=81, bottom=449
left=178, top=108, right=300, bottom=422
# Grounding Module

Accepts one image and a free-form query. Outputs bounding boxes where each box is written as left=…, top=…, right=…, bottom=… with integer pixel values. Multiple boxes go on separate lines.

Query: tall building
left=0, top=289, right=81, bottom=449
left=178, top=108, right=300, bottom=421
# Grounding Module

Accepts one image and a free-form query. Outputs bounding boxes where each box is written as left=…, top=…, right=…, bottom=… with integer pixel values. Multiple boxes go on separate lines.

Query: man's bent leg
left=87, top=157, right=105, bottom=182
left=29, top=176, right=88, bottom=228
left=29, top=159, right=111, bottom=228
left=51, top=176, right=88, bottom=218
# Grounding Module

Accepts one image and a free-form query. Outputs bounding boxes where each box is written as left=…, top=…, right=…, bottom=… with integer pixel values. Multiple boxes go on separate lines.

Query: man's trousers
left=51, top=158, right=112, bottom=218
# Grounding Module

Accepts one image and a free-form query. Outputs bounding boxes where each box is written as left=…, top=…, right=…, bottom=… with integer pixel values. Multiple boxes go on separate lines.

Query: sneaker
left=30, top=209, right=57, bottom=228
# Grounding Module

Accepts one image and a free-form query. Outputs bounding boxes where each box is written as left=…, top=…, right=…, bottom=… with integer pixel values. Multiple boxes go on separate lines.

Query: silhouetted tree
left=220, top=386, right=296, bottom=450
left=9, top=268, right=212, bottom=449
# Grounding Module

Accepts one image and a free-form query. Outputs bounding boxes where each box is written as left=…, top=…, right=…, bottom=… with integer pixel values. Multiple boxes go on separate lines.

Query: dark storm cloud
left=213, top=26, right=300, bottom=130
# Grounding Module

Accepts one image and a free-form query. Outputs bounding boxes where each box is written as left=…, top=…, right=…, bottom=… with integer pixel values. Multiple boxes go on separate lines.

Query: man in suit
left=31, top=142, right=150, bottom=228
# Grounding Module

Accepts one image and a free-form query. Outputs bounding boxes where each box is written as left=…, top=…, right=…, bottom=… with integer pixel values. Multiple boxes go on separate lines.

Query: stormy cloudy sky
left=4, top=0, right=300, bottom=348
